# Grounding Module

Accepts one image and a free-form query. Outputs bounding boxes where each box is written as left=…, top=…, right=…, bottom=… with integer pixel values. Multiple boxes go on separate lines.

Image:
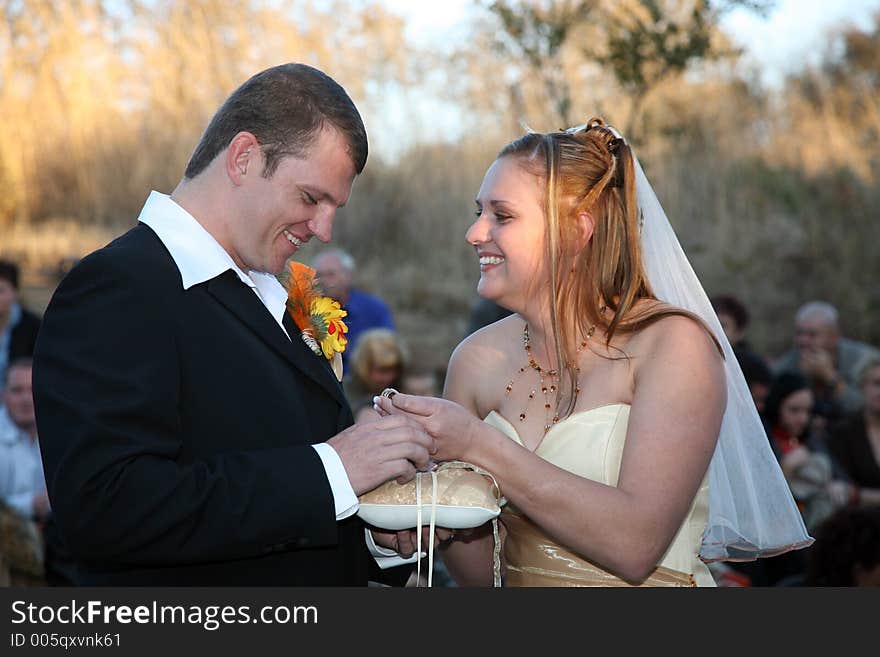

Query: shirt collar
left=137, top=191, right=288, bottom=327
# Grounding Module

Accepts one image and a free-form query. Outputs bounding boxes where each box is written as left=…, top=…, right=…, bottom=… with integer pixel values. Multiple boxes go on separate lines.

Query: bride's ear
left=574, top=211, right=595, bottom=253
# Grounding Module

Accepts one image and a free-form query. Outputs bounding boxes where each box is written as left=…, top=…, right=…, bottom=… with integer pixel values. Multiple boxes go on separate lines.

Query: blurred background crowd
left=1, top=0, right=879, bottom=586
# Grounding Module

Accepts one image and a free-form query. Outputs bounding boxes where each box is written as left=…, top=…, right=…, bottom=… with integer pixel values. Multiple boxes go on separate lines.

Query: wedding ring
left=380, top=387, right=398, bottom=400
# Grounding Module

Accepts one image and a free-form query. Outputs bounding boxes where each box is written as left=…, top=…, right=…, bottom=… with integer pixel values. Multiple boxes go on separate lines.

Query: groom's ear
left=226, top=132, right=259, bottom=185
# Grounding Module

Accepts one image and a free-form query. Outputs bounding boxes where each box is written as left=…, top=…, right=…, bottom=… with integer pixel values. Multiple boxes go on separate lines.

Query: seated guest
left=805, top=506, right=880, bottom=586
left=730, top=372, right=846, bottom=585
left=343, top=328, right=407, bottom=424
left=313, top=249, right=395, bottom=370
left=0, top=358, right=49, bottom=521
left=0, top=357, right=75, bottom=585
left=0, top=261, right=41, bottom=386
left=775, top=301, right=879, bottom=417
left=0, top=500, right=45, bottom=586
left=0, top=358, right=49, bottom=586
left=711, top=294, right=771, bottom=412
left=738, top=349, right=773, bottom=415
left=710, top=294, right=751, bottom=352
left=763, top=372, right=851, bottom=533
left=401, top=365, right=440, bottom=399
left=828, top=357, right=880, bottom=509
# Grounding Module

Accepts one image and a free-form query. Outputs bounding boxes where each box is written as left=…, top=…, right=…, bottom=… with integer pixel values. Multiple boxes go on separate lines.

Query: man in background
left=313, top=248, right=395, bottom=370
left=0, top=261, right=41, bottom=386
left=0, top=358, right=48, bottom=522
left=775, top=301, right=879, bottom=417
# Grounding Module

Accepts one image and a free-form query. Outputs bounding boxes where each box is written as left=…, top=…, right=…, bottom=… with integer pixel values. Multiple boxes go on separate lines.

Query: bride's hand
left=373, top=392, right=480, bottom=463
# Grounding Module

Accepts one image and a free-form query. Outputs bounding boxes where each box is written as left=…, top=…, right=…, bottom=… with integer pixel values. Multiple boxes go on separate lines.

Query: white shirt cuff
left=311, top=443, right=358, bottom=520
left=364, top=528, right=424, bottom=569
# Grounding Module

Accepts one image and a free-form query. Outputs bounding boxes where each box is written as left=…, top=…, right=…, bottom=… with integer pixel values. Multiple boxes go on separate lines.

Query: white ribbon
left=412, top=462, right=504, bottom=588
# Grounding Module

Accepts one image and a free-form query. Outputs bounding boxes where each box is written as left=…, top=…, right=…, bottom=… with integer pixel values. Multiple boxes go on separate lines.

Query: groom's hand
left=328, top=415, right=436, bottom=496
left=371, top=527, right=456, bottom=558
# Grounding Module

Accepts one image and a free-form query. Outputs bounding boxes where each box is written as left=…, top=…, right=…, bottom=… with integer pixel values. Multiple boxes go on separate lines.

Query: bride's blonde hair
left=498, top=117, right=719, bottom=417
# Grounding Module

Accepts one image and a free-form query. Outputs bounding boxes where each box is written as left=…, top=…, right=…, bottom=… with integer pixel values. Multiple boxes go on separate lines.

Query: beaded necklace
left=505, top=318, right=599, bottom=435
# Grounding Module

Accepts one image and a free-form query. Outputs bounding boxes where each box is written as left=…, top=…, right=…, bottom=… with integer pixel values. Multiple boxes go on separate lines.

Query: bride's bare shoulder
left=629, top=302, right=720, bottom=353
left=626, top=307, right=724, bottom=387
left=451, top=313, right=520, bottom=363
left=446, top=314, right=521, bottom=407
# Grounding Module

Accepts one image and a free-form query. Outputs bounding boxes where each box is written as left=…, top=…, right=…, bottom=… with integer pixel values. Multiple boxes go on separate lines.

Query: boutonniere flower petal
left=284, top=261, right=348, bottom=380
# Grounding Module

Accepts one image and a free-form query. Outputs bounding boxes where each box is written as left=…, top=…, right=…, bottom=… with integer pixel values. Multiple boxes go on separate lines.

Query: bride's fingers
left=372, top=396, right=392, bottom=417
left=381, top=392, right=437, bottom=417
left=373, top=394, right=429, bottom=419
left=373, top=395, right=398, bottom=416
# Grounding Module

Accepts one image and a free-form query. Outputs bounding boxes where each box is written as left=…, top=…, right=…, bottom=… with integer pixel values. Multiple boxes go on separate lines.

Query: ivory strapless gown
left=484, top=404, right=715, bottom=587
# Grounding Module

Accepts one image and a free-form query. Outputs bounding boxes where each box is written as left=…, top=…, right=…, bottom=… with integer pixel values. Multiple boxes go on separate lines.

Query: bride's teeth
left=479, top=256, right=504, bottom=265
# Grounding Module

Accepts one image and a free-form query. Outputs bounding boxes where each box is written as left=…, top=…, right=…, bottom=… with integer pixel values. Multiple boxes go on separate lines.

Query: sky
left=384, top=0, right=880, bottom=87
left=722, top=0, right=880, bottom=86
left=367, top=0, right=880, bottom=158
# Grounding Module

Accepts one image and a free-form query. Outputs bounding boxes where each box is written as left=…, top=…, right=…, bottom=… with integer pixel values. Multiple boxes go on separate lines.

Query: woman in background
left=763, top=372, right=852, bottom=533
left=828, top=357, right=880, bottom=508
left=344, top=328, right=406, bottom=424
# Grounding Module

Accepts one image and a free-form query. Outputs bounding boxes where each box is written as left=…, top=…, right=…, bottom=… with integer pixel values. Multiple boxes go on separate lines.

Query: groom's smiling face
left=230, top=125, right=357, bottom=275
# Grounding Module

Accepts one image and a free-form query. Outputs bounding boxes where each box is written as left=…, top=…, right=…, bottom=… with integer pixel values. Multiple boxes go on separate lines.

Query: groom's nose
left=308, top=207, right=335, bottom=243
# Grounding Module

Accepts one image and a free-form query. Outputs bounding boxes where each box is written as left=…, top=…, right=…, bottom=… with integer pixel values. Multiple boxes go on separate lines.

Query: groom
left=32, top=63, right=433, bottom=585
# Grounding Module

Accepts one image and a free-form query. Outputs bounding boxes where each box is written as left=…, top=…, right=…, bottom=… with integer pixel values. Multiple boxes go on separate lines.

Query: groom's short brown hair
left=184, top=63, right=367, bottom=179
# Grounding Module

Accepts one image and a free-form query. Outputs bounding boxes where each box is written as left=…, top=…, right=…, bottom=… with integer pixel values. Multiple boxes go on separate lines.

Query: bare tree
left=486, top=0, right=598, bottom=127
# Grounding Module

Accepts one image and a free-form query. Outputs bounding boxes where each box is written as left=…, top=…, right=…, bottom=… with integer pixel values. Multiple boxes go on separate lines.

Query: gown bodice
left=484, top=404, right=715, bottom=587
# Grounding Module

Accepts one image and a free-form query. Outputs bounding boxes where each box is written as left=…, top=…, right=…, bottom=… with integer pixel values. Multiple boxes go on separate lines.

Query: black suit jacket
left=8, top=305, right=41, bottom=361
left=33, top=224, right=373, bottom=585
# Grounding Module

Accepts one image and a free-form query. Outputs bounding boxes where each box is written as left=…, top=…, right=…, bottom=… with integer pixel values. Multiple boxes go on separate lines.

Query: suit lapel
left=205, top=271, right=345, bottom=405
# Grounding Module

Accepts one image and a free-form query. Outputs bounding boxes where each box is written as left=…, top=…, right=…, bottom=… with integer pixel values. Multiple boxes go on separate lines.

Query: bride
left=375, top=118, right=811, bottom=586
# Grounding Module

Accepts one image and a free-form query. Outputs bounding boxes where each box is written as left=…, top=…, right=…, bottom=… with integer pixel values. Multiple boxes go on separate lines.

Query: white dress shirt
left=137, top=192, right=414, bottom=569
left=0, top=406, right=47, bottom=518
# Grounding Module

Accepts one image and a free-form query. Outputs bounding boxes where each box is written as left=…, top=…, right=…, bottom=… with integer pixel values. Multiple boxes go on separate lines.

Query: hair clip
left=604, top=124, right=623, bottom=140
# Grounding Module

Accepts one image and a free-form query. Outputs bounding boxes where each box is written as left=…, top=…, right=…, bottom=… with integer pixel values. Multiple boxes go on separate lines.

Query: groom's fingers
left=384, top=440, right=431, bottom=472
left=392, top=460, right=417, bottom=485
left=396, top=530, right=417, bottom=558
left=377, top=417, right=436, bottom=457
left=328, top=415, right=437, bottom=495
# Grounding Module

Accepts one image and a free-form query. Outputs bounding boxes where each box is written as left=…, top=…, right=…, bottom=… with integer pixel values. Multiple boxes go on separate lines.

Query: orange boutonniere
left=284, top=261, right=348, bottom=380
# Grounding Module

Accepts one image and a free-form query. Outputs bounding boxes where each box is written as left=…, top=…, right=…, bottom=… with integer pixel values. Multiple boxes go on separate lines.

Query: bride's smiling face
left=466, top=156, right=547, bottom=309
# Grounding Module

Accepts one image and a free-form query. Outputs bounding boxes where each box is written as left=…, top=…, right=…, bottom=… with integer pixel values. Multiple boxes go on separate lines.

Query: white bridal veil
left=633, top=155, right=813, bottom=561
